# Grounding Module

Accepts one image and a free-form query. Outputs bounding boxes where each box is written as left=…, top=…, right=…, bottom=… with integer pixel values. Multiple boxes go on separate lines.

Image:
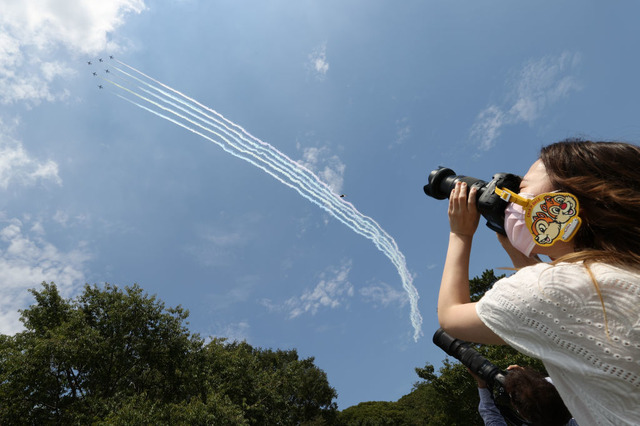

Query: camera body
left=423, top=167, right=522, bottom=235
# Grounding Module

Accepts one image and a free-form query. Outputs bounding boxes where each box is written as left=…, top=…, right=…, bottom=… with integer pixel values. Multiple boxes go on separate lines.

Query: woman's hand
left=448, top=182, right=480, bottom=237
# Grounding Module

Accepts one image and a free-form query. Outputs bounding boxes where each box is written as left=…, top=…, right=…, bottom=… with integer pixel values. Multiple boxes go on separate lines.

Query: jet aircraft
left=105, top=69, right=110, bottom=73
left=92, top=72, right=97, bottom=76
left=98, top=85, right=103, bottom=89
left=99, top=58, right=103, bottom=62
left=109, top=55, right=114, bottom=59
left=87, top=61, right=92, bottom=65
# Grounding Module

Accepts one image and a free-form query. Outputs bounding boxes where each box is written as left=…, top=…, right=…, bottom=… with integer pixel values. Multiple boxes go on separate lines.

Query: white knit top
left=476, top=262, right=640, bottom=425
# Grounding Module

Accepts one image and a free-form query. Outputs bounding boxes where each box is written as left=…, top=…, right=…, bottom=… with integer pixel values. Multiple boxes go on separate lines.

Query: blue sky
left=1, top=0, right=639, bottom=409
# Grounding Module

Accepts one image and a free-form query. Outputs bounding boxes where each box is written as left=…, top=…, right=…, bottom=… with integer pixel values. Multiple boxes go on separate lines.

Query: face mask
left=497, top=188, right=582, bottom=256
left=504, top=193, right=537, bottom=256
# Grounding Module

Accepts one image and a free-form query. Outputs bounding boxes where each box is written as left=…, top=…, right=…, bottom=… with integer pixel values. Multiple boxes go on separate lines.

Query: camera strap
left=494, top=187, right=530, bottom=207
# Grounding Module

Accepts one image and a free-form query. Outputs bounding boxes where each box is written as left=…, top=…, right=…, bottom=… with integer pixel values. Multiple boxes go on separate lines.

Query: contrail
left=96, top=59, right=423, bottom=341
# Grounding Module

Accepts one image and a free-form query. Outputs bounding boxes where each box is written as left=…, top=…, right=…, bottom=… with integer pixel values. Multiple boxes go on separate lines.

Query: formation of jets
left=87, top=57, right=116, bottom=88
left=89, top=56, right=113, bottom=66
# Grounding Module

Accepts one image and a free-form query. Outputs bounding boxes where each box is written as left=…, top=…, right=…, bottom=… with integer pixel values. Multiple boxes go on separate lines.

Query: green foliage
left=337, top=359, right=491, bottom=426
left=338, top=401, right=410, bottom=425
left=99, top=392, right=247, bottom=426
left=469, top=269, right=504, bottom=302
left=203, top=338, right=338, bottom=425
left=0, top=282, right=337, bottom=425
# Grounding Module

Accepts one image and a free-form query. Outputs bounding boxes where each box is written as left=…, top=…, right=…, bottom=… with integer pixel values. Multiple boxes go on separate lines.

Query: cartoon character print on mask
left=525, top=192, right=582, bottom=247
left=530, top=212, right=560, bottom=245
left=538, top=194, right=578, bottom=224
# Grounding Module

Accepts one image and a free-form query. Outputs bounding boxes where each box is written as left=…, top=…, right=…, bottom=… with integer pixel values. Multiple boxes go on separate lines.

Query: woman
left=438, top=139, right=640, bottom=425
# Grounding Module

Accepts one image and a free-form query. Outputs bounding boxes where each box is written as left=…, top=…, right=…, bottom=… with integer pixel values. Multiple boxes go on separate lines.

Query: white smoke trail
left=108, top=67, right=395, bottom=253
left=97, top=59, right=423, bottom=341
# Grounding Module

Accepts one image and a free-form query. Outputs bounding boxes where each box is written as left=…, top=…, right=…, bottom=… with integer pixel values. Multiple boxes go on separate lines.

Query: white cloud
left=470, top=51, right=582, bottom=151
left=307, top=42, right=329, bottom=80
left=296, top=144, right=345, bottom=195
left=470, top=105, right=506, bottom=151
left=207, top=321, right=251, bottom=343
left=1, top=0, right=145, bottom=54
left=184, top=214, right=260, bottom=268
left=0, top=119, right=62, bottom=188
left=0, top=121, right=75, bottom=334
left=262, top=262, right=411, bottom=320
left=0, top=0, right=146, bottom=104
left=203, top=276, right=259, bottom=312
left=391, top=117, right=411, bottom=148
left=359, top=282, right=408, bottom=309
left=52, top=210, right=92, bottom=229
left=0, top=218, right=91, bottom=334
left=287, top=262, right=353, bottom=318
left=263, top=261, right=354, bottom=319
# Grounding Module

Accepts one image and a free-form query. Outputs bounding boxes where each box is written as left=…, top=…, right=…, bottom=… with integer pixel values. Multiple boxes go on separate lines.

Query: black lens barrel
left=423, top=167, right=488, bottom=200
left=432, top=328, right=506, bottom=387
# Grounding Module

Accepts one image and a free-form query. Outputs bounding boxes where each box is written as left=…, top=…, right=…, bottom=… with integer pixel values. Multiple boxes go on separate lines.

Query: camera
left=423, top=167, right=521, bottom=235
left=432, top=328, right=530, bottom=426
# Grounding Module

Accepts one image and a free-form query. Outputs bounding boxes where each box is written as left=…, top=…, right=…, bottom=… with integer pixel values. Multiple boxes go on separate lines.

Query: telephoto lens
left=423, top=167, right=488, bottom=200
left=432, top=328, right=506, bottom=388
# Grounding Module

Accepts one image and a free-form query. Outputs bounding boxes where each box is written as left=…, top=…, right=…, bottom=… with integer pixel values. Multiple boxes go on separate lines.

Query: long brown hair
left=540, top=139, right=640, bottom=269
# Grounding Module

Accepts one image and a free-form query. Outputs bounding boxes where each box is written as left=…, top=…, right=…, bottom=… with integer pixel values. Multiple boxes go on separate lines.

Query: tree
left=0, top=282, right=337, bottom=425
left=203, top=339, right=338, bottom=425
left=338, top=401, right=410, bottom=425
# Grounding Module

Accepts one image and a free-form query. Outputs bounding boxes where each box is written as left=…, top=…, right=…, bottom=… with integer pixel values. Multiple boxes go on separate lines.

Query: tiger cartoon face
left=538, top=194, right=578, bottom=224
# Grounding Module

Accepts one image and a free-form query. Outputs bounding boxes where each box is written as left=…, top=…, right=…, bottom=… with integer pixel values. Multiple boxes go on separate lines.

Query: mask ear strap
left=495, top=187, right=530, bottom=207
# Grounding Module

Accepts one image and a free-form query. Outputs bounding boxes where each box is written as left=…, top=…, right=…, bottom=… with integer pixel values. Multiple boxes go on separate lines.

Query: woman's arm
left=437, top=182, right=504, bottom=345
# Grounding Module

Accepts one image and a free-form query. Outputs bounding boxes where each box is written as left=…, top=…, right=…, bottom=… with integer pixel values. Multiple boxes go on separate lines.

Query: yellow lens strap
left=494, top=187, right=530, bottom=207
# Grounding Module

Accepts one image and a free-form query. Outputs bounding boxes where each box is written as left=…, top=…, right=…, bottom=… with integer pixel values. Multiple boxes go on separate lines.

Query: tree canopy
left=0, top=282, right=337, bottom=425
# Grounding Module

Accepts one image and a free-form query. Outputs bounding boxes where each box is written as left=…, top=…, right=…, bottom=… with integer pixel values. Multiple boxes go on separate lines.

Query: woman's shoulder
left=516, top=260, right=640, bottom=279
left=509, top=262, right=581, bottom=282
left=510, top=261, right=640, bottom=298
